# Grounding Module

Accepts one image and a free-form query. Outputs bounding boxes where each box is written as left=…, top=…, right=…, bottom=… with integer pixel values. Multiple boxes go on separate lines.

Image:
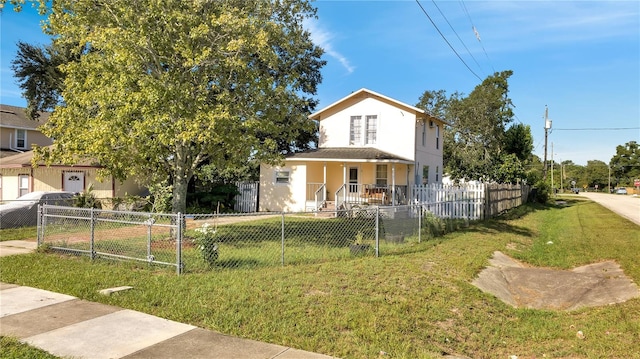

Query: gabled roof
left=309, top=88, right=444, bottom=124
left=285, top=147, right=413, bottom=164
left=0, top=104, right=50, bottom=130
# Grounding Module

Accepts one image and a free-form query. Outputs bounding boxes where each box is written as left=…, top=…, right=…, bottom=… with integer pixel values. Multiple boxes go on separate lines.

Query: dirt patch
left=473, top=251, right=640, bottom=310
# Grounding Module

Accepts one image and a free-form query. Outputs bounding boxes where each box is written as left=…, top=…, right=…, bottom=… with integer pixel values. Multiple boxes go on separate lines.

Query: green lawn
left=1, top=199, right=639, bottom=358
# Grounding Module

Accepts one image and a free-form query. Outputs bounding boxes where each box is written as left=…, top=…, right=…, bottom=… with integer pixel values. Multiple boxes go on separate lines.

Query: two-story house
left=0, top=104, right=144, bottom=202
left=259, top=88, right=445, bottom=212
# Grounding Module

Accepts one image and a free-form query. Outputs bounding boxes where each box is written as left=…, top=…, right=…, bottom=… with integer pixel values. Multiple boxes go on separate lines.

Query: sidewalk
left=0, top=241, right=337, bottom=359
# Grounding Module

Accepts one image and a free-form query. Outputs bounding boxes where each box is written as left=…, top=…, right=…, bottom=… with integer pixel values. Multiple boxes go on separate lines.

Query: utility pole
left=543, top=106, right=552, bottom=180
left=551, top=142, right=554, bottom=196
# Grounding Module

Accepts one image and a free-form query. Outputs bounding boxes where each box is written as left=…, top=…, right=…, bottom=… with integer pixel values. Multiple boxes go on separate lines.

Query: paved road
left=577, top=192, right=640, bottom=226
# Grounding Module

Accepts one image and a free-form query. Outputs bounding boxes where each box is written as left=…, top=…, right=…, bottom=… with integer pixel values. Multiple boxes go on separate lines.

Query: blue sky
left=2, top=1, right=639, bottom=165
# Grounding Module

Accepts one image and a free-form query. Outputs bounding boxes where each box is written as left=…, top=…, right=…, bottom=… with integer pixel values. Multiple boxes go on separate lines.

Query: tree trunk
left=172, top=145, right=193, bottom=214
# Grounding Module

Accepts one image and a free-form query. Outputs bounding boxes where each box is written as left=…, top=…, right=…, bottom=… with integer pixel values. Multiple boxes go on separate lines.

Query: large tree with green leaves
left=610, top=141, right=640, bottom=187
left=10, top=41, right=75, bottom=119
left=417, top=71, right=531, bottom=183
left=25, top=0, right=324, bottom=213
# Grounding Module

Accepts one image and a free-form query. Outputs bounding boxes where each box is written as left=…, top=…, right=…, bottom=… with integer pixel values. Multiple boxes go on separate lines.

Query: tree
left=584, top=160, right=609, bottom=190
left=610, top=141, right=640, bottom=187
left=32, top=0, right=325, bottom=214
left=503, top=123, right=533, bottom=162
left=10, top=41, right=77, bottom=119
left=417, top=71, right=523, bottom=182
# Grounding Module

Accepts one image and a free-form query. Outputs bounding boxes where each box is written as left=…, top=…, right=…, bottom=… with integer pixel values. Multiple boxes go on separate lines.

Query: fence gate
left=234, top=182, right=259, bottom=212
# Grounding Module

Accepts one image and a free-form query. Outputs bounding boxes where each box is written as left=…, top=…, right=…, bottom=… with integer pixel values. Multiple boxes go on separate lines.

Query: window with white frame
left=365, top=115, right=377, bottom=145
left=18, top=174, right=29, bottom=197
left=275, top=170, right=290, bottom=184
left=436, top=166, right=440, bottom=182
left=375, top=164, right=387, bottom=186
left=349, top=116, right=362, bottom=145
left=16, top=129, right=26, bottom=149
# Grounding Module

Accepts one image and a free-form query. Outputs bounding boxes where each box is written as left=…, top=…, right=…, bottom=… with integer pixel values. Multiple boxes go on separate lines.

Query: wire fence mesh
left=38, top=204, right=467, bottom=274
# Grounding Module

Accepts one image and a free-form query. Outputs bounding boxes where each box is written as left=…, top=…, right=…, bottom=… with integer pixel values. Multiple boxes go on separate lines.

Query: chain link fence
left=38, top=204, right=467, bottom=274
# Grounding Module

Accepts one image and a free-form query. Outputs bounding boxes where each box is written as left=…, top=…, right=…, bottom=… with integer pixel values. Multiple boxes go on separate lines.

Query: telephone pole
left=543, top=106, right=552, bottom=180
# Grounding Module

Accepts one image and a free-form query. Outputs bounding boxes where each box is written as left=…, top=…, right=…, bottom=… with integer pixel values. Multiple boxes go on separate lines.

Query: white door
left=64, top=172, right=85, bottom=193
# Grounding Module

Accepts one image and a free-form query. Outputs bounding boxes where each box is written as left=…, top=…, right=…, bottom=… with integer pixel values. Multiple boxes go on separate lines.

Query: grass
left=0, top=226, right=37, bottom=242
left=0, top=337, right=58, bottom=359
left=1, top=200, right=639, bottom=358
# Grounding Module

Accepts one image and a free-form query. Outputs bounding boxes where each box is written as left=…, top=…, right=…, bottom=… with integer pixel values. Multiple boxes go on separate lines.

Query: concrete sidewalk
left=0, top=241, right=338, bottom=359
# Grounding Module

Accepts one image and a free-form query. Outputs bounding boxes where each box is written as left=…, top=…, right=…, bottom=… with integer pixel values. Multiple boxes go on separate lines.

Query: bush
left=422, top=211, right=446, bottom=239
left=73, top=185, right=102, bottom=209
left=193, top=223, right=219, bottom=266
left=531, top=180, right=550, bottom=204
left=187, top=184, right=239, bottom=213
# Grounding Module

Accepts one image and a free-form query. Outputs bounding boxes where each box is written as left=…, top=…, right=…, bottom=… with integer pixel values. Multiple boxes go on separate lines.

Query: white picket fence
left=234, top=182, right=259, bottom=213
left=411, top=183, right=529, bottom=220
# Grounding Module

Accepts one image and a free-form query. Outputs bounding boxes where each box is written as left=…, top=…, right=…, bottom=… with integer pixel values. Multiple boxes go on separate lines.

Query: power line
left=415, top=0, right=482, bottom=81
left=429, top=0, right=484, bottom=75
left=553, top=127, right=640, bottom=131
left=459, top=0, right=495, bottom=73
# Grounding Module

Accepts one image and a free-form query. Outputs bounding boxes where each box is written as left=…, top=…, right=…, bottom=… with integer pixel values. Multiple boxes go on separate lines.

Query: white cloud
left=304, top=18, right=355, bottom=74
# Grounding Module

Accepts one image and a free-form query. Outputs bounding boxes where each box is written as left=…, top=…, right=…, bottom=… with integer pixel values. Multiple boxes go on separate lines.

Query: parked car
left=616, top=188, right=628, bottom=195
left=0, top=191, right=75, bottom=229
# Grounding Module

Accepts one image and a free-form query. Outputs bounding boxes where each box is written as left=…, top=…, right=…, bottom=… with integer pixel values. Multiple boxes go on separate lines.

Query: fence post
left=281, top=213, right=285, bottom=266
left=146, top=213, right=152, bottom=262
left=375, top=206, right=379, bottom=258
left=176, top=212, right=183, bottom=275
left=90, top=207, right=96, bottom=260
left=37, top=204, right=43, bottom=246
left=418, top=204, right=421, bottom=243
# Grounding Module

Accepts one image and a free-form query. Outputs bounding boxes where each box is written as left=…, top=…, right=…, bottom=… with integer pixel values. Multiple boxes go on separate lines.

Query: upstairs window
left=349, top=116, right=362, bottom=145
left=16, top=129, right=26, bottom=149
left=421, top=122, right=426, bottom=147
left=365, top=115, right=377, bottom=145
left=436, top=125, right=440, bottom=150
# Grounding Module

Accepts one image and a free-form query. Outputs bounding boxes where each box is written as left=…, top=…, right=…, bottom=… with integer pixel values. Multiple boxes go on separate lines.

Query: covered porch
left=301, top=158, right=414, bottom=211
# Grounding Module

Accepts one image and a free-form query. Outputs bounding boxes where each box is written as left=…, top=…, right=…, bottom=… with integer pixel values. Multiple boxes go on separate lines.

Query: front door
left=64, top=171, right=85, bottom=193
left=348, top=167, right=358, bottom=193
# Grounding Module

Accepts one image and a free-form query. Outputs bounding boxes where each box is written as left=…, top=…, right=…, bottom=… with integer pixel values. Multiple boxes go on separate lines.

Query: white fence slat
left=411, top=183, right=528, bottom=220
left=234, top=182, right=259, bottom=213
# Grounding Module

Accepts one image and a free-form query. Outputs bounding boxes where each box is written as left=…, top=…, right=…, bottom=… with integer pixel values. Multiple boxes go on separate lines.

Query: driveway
left=577, top=192, right=640, bottom=226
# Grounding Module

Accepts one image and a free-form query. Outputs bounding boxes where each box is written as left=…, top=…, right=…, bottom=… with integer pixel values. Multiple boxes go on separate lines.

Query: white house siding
left=259, top=162, right=308, bottom=212
left=0, top=168, right=22, bottom=200
left=414, top=120, right=443, bottom=185
left=318, top=97, right=416, bottom=162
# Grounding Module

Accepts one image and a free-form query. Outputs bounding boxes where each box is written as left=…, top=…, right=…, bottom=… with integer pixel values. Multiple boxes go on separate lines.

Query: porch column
left=392, top=164, right=396, bottom=206
left=343, top=163, right=347, bottom=203
left=323, top=162, right=327, bottom=202
left=323, top=162, right=327, bottom=184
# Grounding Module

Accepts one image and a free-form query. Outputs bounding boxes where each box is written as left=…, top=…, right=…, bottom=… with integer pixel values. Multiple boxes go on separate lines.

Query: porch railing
left=335, top=184, right=408, bottom=209
left=315, top=183, right=326, bottom=211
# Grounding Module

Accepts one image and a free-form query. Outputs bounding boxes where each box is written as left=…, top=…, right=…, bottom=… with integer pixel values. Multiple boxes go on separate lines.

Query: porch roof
left=285, top=147, right=413, bottom=164
left=0, top=148, right=99, bottom=169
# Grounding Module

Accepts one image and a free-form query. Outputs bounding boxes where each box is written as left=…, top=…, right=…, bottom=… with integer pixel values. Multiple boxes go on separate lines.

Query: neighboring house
left=0, top=104, right=52, bottom=156
left=0, top=105, right=144, bottom=202
left=259, top=88, right=445, bottom=212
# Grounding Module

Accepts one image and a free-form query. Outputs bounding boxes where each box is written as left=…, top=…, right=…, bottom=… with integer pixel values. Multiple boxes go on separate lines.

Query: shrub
left=193, top=223, right=219, bottom=265
left=531, top=180, right=550, bottom=204
left=73, top=184, right=102, bottom=209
